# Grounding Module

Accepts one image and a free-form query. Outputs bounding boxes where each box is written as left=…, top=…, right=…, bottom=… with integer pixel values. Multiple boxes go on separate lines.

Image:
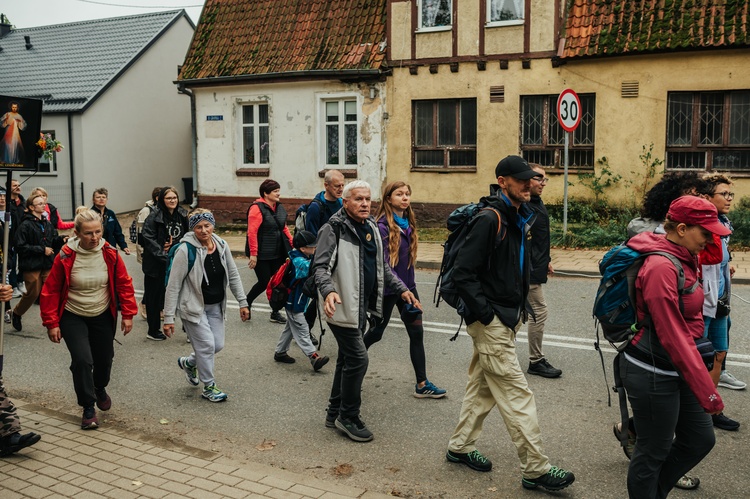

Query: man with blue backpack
left=444, top=155, right=575, bottom=493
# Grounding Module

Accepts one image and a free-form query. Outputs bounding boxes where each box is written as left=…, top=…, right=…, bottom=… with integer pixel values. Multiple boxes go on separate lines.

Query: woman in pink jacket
left=622, top=196, right=727, bottom=498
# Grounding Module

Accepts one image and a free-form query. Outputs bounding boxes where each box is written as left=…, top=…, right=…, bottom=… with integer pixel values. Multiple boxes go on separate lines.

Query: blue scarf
left=393, top=213, right=410, bottom=230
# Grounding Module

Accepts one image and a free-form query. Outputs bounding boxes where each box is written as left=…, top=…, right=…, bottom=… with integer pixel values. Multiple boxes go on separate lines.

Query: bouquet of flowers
left=36, top=132, right=64, bottom=161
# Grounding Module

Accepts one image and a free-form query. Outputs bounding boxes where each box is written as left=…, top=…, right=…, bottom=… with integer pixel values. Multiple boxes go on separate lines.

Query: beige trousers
left=448, top=316, right=551, bottom=479
left=14, top=269, right=50, bottom=317
left=527, top=284, right=548, bottom=363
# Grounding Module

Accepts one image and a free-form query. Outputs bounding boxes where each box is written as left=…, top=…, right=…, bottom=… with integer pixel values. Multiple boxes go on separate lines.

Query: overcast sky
left=2, top=0, right=205, bottom=28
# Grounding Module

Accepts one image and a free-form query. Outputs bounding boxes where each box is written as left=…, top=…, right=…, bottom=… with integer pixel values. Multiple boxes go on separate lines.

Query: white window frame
left=235, top=98, right=271, bottom=168
left=486, top=0, right=525, bottom=28
left=417, top=0, right=452, bottom=33
left=318, top=93, right=360, bottom=169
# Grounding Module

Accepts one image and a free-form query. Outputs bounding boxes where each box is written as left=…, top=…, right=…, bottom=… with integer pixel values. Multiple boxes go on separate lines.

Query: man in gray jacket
left=312, top=180, right=418, bottom=442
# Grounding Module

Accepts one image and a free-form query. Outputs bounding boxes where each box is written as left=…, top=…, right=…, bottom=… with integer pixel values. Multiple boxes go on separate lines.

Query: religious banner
left=0, top=95, right=42, bottom=171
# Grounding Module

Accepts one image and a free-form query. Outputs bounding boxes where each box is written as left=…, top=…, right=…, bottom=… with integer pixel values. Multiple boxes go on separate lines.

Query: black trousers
left=327, top=324, right=369, bottom=419
left=245, top=257, right=285, bottom=311
left=60, top=310, right=115, bottom=408
left=144, top=272, right=165, bottom=335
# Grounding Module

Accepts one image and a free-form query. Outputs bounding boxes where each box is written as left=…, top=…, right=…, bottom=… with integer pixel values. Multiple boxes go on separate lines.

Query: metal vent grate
left=621, top=81, right=639, bottom=98
left=490, top=86, right=505, bottom=103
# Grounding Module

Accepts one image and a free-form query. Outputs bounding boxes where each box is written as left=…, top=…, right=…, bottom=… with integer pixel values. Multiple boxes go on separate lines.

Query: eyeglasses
left=713, top=191, right=735, bottom=201
left=533, top=177, right=549, bottom=185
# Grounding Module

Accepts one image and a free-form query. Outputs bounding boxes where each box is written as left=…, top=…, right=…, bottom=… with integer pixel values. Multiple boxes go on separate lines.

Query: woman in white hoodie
left=163, top=209, right=250, bottom=402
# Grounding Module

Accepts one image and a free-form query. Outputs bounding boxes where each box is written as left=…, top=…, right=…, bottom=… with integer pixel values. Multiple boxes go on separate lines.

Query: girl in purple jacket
left=363, top=181, right=445, bottom=398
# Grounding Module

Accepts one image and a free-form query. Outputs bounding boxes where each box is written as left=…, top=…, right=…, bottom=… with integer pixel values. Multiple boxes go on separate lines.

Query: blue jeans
left=703, top=315, right=729, bottom=352
left=327, top=324, right=369, bottom=420
left=620, top=355, right=715, bottom=499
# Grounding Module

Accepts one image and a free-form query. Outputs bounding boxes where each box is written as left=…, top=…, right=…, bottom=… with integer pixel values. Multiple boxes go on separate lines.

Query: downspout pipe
left=177, top=83, right=198, bottom=209
left=67, top=113, right=76, bottom=216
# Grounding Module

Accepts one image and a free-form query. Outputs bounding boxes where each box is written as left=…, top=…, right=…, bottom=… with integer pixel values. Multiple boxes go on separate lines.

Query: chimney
left=24, top=35, right=32, bottom=49
left=0, top=13, right=11, bottom=38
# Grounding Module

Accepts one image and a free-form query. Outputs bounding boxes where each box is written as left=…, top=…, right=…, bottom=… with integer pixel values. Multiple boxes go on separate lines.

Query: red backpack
left=266, top=259, right=295, bottom=310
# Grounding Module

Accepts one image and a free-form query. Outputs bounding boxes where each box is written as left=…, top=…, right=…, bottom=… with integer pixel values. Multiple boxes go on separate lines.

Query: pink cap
left=667, top=196, right=731, bottom=236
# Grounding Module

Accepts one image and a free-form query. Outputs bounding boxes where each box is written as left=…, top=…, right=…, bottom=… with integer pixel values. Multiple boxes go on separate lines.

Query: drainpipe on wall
left=67, top=113, right=76, bottom=216
left=177, top=83, right=198, bottom=209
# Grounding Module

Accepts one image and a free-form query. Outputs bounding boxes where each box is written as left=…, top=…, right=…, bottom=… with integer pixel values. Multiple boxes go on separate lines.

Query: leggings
left=245, top=257, right=285, bottom=311
left=363, top=291, right=427, bottom=384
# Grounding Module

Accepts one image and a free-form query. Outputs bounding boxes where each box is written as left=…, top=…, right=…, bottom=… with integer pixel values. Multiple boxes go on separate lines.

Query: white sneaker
left=11, top=288, right=21, bottom=298
left=17, top=282, right=27, bottom=294
left=3, top=310, right=10, bottom=324
left=719, top=371, right=747, bottom=390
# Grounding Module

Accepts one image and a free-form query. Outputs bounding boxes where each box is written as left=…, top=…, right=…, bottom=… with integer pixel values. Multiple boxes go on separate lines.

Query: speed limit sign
left=557, top=89, right=581, bottom=132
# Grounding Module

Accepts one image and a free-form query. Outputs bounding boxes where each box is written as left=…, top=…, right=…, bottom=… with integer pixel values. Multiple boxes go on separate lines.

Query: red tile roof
left=178, top=0, right=386, bottom=81
left=561, top=0, right=750, bottom=59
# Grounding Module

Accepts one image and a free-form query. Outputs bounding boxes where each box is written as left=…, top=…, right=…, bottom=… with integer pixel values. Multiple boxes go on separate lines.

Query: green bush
left=729, top=198, right=750, bottom=247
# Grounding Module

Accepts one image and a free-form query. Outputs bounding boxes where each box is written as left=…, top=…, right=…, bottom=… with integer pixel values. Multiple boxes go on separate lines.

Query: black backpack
left=433, top=202, right=506, bottom=340
left=294, top=198, right=324, bottom=235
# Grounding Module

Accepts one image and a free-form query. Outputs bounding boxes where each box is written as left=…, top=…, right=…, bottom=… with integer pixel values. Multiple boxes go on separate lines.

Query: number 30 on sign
left=557, top=89, right=581, bottom=133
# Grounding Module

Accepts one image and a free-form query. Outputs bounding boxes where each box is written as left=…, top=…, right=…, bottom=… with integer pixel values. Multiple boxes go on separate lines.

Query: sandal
left=675, top=474, right=700, bottom=490
left=612, top=422, right=636, bottom=460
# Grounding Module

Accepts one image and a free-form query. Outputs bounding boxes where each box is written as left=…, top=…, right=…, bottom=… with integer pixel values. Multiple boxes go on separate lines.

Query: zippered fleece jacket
left=40, top=241, right=138, bottom=330
left=311, top=209, right=407, bottom=330
left=163, top=232, right=248, bottom=326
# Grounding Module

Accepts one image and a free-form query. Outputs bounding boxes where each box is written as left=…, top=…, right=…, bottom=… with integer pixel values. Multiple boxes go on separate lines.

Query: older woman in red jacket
left=40, top=209, right=138, bottom=430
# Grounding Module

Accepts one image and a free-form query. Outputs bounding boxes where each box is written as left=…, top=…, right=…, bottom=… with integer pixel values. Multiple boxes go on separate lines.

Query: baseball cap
left=495, top=155, right=539, bottom=180
left=293, top=230, right=317, bottom=249
left=667, top=196, right=731, bottom=236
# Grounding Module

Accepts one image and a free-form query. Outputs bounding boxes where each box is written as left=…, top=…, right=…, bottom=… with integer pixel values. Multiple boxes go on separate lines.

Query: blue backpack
left=164, top=242, right=197, bottom=286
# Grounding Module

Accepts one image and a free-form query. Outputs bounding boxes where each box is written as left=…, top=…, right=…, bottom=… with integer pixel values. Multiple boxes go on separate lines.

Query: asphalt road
left=3, top=253, right=749, bottom=498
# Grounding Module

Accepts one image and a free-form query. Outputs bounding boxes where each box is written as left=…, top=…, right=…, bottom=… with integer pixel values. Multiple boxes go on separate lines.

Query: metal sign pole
left=563, top=131, right=570, bottom=242
left=0, top=169, right=12, bottom=376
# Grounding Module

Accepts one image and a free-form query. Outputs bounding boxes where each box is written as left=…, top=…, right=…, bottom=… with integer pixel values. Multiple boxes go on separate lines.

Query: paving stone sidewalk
left=1, top=400, right=387, bottom=499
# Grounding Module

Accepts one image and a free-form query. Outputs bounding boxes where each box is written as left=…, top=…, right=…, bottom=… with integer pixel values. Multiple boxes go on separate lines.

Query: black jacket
left=14, top=212, right=64, bottom=272
left=528, top=194, right=551, bottom=284
left=92, top=205, right=128, bottom=250
left=254, top=201, right=290, bottom=260
left=453, top=187, right=536, bottom=329
left=141, top=206, right=189, bottom=277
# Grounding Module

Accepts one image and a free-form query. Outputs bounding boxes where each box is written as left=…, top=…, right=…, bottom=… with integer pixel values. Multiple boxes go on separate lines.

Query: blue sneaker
left=414, top=380, right=446, bottom=399
left=178, top=356, right=199, bottom=386
left=202, top=384, right=227, bottom=403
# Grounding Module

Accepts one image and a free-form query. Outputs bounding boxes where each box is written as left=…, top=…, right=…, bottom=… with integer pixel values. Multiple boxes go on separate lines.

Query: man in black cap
left=445, top=155, right=575, bottom=493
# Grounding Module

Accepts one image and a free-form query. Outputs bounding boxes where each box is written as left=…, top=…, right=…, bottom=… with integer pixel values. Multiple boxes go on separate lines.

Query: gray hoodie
left=164, top=232, right=248, bottom=325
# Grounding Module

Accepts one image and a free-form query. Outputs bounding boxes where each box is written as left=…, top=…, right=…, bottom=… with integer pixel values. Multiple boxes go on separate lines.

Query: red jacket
left=628, top=232, right=723, bottom=413
left=40, top=243, right=138, bottom=329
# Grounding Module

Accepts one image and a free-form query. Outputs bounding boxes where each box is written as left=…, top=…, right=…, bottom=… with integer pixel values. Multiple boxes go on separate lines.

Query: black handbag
left=715, top=293, right=730, bottom=318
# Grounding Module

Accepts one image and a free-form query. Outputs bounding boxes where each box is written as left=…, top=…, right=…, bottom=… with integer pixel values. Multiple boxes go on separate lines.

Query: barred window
left=666, top=91, right=750, bottom=171
left=412, top=99, right=476, bottom=170
left=520, top=94, right=596, bottom=169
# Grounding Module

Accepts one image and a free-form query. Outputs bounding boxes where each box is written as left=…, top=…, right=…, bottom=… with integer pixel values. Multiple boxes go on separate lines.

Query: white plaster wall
left=194, top=79, right=387, bottom=200
left=78, top=16, right=194, bottom=213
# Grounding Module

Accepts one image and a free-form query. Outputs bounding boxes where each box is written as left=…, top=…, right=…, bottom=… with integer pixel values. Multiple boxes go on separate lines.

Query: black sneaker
left=335, top=415, right=373, bottom=442
left=274, top=352, right=296, bottom=364
left=325, top=412, right=338, bottom=428
left=0, top=432, right=41, bottom=457
left=446, top=449, right=492, bottom=472
left=147, top=331, right=167, bottom=341
left=712, top=412, right=740, bottom=431
left=310, top=332, right=319, bottom=346
left=269, top=311, right=287, bottom=324
left=522, top=466, right=575, bottom=491
left=310, top=353, right=329, bottom=372
left=81, top=406, right=98, bottom=430
left=11, top=312, right=21, bottom=332
left=528, top=359, right=562, bottom=378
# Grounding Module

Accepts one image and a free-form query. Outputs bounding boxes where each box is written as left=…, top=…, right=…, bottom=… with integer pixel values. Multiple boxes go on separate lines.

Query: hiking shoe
left=310, top=332, right=319, bottom=346
left=81, top=406, right=98, bottom=430
left=310, top=353, right=329, bottom=372
left=147, top=331, right=167, bottom=341
left=712, top=412, right=740, bottom=431
left=528, top=359, right=562, bottom=378
left=325, top=412, right=338, bottom=428
left=274, top=352, right=296, bottom=364
left=613, top=422, right=636, bottom=460
left=11, top=287, right=21, bottom=298
left=719, top=371, right=747, bottom=390
left=522, top=466, right=575, bottom=491
left=270, top=311, right=287, bottom=324
left=3, top=310, right=10, bottom=324
left=202, top=384, right=228, bottom=403
left=178, top=356, right=199, bottom=386
left=95, top=388, right=112, bottom=411
left=414, top=380, right=447, bottom=399
left=446, top=449, right=492, bottom=472
left=675, top=474, right=700, bottom=490
left=0, top=432, right=41, bottom=457
left=11, top=312, right=21, bottom=332
left=335, top=416, right=373, bottom=442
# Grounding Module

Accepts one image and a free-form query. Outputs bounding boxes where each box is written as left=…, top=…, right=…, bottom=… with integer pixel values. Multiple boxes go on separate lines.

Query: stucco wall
left=192, top=79, right=386, bottom=208
left=385, top=49, right=750, bottom=208
left=79, top=16, right=194, bottom=213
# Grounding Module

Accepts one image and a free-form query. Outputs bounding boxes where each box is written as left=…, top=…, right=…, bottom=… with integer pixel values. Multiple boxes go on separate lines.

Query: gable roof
left=0, top=10, right=191, bottom=113
left=178, top=0, right=386, bottom=83
left=561, top=0, right=750, bottom=60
